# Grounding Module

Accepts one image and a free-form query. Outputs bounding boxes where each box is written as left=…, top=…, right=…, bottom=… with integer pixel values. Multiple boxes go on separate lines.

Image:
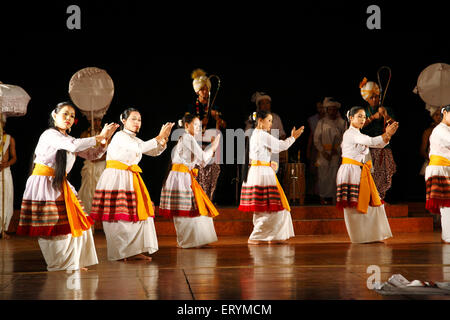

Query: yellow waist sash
left=106, top=160, right=154, bottom=220
left=32, top=163, right=92, bottom=237
left=250, top=160, right=291, bottom=212
left=171, top=163, right=219, bottom=217
left=341, top=157, right=382, bottom=213
left=429, top=155, right=450, bottom=166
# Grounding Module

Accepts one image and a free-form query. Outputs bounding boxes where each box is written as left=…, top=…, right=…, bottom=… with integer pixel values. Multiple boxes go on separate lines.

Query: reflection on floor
left=1, top=232, right=450, bottom=300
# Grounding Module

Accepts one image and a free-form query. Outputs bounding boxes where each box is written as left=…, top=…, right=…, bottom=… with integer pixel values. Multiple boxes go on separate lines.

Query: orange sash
left=171, top=163, right=219, bottom=217
left=250, top=160, right=291, bottom=212
left=106, top=160, right=154, bottom=220
left=32, top=163, right=92, bottom=237
left=341, top=157, right=382, bottom=213
left=429, top=155, right=450, bottom=167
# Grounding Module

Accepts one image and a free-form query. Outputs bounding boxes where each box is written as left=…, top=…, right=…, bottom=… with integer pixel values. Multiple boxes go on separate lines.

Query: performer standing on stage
left=360, top=77, right=396, bottom=200
left=313, top=97, right=346, bottom=205
left=90, top=108, right=174, bottom=261
left=187, top=69, right=225, bottom=202
left=159, top=113, right=221, bottom=248
left=16, top=102, right=118, bottom=271
left=425, top=105, right=450, bottom=243
left=239, top=110, right=304, bottom=244
left=336, top=106, right=398, bottom=243
left=78, top=117, right=107, bottom=219
left=0, top=115, right=17, bottom=239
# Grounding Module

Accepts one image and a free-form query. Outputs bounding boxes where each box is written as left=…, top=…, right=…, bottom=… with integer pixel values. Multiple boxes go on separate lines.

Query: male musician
left=187, top=69, right=226, bottom=201
left=360, top=77, right=396, bottom=200
left=0, top=115, right=17, bottom=239
left=246, top=91, right=286, bottom=139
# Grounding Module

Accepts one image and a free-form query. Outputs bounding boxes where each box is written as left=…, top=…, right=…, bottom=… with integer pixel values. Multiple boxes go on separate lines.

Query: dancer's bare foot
left=2, top=233, right=11, bottom=240
left=122, top=254, right=152, bottom=262
left=80, top=267, right=89, bottom=271
left=268, top=240, right=288, bottom=245
left=247, top=239, right=263, bottom=245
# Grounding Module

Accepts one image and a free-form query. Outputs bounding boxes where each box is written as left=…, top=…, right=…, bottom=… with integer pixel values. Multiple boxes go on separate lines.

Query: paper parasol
left=68, top=67, right=114, bottom=119
left=0, top=82, right=30, bottom=118
left=415, top=63, right=450, bottom=106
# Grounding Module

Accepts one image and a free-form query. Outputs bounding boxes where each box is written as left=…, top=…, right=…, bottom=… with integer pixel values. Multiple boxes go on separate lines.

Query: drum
left=283, top=163, right=305, bottom=205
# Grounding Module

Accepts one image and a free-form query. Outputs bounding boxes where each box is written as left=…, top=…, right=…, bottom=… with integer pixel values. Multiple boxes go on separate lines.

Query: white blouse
left=106, top=129, right=166, bottom=166
left=34, top=129, right=106, bottom=173
left=171, top=132, right=214, bottom=170
left=249, top=128, right=295, bottom=162
left=429, top=123, right=450, bottom=160
left=340, top=126, right=387, bottom=163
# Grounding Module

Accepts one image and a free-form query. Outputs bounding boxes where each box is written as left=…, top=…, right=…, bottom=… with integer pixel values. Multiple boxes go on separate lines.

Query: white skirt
left=102, top=217, right=158, bottom=260
left=440, top=207, right=450, bottom=243
left=343, top=204, right=392, bottom=243
left=38, top=228, right=98, bottom=271
left=0, top=166, right=13, bottom=233
left=249, top=210, right=295, bottom=241
left=173, top=216, right=218, bottom=248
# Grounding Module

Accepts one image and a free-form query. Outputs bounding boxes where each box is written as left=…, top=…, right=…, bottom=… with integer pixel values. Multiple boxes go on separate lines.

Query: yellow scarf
left=341, top=158, right=382, bottom=213
left=429, top=155, right=450, bottom=167
left=32, top=163, right=93, bottom=237
left=171, top=163, right=219, bottom=217
left=106, top=160, right=154, bottom=220
left=250, top=160, right=291, bottom=212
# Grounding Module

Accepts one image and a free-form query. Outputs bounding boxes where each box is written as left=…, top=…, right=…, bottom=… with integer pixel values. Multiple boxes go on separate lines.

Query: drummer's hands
left=291, top=126, right=305, bottom=139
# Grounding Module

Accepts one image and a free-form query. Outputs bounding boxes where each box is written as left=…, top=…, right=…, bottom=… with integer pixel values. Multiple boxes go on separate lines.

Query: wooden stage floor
left=1, top=232, right=450, bottom=302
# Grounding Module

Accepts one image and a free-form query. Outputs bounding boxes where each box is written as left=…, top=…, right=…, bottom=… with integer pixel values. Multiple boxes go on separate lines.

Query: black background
left=2, top=1, right=449, bottom=209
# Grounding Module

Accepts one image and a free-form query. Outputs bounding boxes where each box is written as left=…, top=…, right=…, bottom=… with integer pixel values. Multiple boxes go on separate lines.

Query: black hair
left=242, top=110, right=272, bottom=183
left=178, top=112, right=199, bottom=128
left=48, top=101, right=77, bottom=191
left=441, top=105, right=450, bottom=116
left=119, top=107, right=140, bottom=130
left=345, top=106, right=365, bottom=122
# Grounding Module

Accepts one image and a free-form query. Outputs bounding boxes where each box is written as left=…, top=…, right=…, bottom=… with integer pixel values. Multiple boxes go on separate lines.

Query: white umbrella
left=415, top=63, right=450, bottom=106
left=0, top=81, right=30, bottom=238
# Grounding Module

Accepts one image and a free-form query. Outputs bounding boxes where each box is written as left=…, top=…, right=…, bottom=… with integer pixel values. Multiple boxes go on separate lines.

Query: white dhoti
left=440, top=207, right=450, bottom=243
left=173, top=216, right=218, bottom=248
left=0, top=166, right=13, bottom=233
left=249, top=210, right=295, bottom=241
left=38, top=228, right=98, bottom=271
left=102, top=217, right=158, bottom=261
left=78, top=159, right=106, bottom=215
left=343, top=204, right=392, bottom=243
left=317, top=164, right=339, bottom=199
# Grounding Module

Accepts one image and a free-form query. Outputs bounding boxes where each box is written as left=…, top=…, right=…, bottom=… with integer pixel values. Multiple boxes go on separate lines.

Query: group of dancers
left=2, top=70, right=450, bottom=274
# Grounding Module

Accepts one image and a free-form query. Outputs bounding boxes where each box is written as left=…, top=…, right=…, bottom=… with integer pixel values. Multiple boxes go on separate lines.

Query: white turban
left=323, top=97, right=341, bottom=109
left=251, top=91, right=271, bottom=106
left=191, top=68, right=211, bottom=93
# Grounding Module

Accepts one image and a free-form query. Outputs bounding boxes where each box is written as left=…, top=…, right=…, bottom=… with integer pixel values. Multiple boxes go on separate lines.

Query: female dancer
left=90, top=108, right=174, bottom=261
left=425, top=105, right=450, bottom=243
left=336, top=106, right=398, bottom=243
left=359, top=77, right=396, bottom=200
left=159, top=113, right=221, bottom=248
left=239, top=110, right=304, bottom=244
left=16, top=101, right=118, bottom=271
